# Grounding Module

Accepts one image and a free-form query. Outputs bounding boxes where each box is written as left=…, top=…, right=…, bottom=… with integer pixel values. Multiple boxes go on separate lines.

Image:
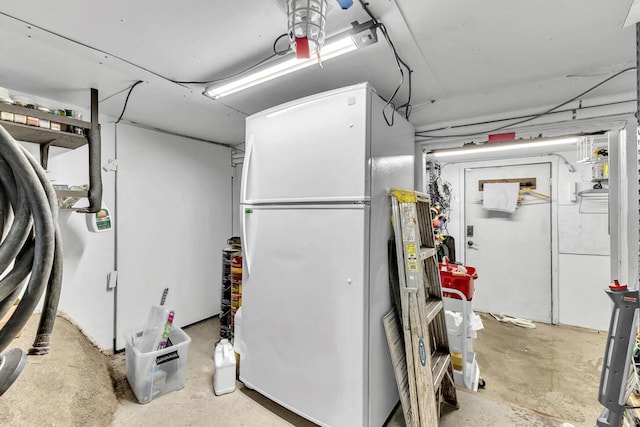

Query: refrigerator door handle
left=241, top=207, right=251, bottom=276
left=240, top=137, right=253, bottom=204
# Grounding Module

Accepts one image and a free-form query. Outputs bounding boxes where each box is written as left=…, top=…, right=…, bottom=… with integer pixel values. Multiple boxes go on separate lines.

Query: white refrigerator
left=238, top=83, right=415, bottom=427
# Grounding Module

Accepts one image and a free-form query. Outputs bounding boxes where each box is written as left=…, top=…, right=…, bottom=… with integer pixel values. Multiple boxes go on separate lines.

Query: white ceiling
left=0, top=1, right=636, bottom=145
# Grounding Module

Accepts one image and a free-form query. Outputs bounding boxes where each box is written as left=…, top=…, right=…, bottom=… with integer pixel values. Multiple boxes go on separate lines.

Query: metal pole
left=80, top=88, right=102, bottom=213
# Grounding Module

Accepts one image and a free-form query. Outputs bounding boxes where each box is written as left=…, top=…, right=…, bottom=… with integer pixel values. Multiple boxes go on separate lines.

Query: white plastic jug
left=213, top=339, right=236, bottom=395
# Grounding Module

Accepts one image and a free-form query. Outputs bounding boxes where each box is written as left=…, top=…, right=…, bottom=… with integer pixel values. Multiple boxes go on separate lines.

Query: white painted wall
left=435, top=145, right=612, bottom=331
left=6, top=88, right=234, bottom=350
left=52, top=120, right=117, bottom=349
left=114, top=123, right=232, bottom=349
left=559, top=254, right=611, bottom=330
left=556, top=146, right=612, bottom=331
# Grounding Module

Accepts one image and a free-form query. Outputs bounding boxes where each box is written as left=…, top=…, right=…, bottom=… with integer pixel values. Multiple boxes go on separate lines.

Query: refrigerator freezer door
left=241, top=85, right=370, bottom=204
left=240, top=204, right=367, bottom=427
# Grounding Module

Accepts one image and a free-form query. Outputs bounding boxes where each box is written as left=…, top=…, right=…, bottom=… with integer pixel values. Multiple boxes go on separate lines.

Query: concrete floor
left=111, top=313, right=606, bottom=427
left=0, top=312, right=607, bottom=426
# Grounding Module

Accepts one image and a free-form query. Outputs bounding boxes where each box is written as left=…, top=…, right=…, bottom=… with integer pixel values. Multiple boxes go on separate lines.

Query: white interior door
left=115, top=124, right=231, bottom=349
left=464, top=163, right=552, bottom=323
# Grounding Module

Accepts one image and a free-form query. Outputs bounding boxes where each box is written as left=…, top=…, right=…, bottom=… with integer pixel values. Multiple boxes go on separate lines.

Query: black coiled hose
left=0, top=123, right=64, bottom=385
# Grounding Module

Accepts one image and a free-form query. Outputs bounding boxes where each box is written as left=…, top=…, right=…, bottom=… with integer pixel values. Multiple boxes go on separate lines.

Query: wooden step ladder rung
left=431, top=351, right=451, bottom=389
left=424, top=299, right=443, bottom=325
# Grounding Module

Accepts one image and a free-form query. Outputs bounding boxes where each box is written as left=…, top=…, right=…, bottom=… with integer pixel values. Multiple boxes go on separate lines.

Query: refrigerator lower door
left=240, top=204, right=368, bottom=427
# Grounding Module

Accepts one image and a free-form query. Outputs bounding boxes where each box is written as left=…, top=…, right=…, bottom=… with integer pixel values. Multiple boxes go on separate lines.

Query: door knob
left=467, top=240, right=479, bottom=249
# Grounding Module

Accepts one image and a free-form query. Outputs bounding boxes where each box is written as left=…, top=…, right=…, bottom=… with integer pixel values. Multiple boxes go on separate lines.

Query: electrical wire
left=400, top=68, right=413, bottom=119
left=426, top=159, right=451, bottom=215
left=0, top=10, right=284, bottom=98
left=0, top=11, right=188, bottom=90
left=273, top=33, right=292, bottom=56
left=99, top=85, right=139, bottom=104
left=115, top=80, right=144, bottom=124
left=415, top=66, right=637, bottom=139
left=3, top=7, right=412, bottom=124
left=2, top=6, right=412, bottom=124
left=172, top=34, right=290, bottom=85
left=358, top=0, right=414, bottom=125
left=173, top=53, right=279, bottom=85
left=417, top=99, right=633, bottom=136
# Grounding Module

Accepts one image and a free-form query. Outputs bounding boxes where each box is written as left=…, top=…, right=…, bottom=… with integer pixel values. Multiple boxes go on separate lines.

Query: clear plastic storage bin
left=125, top=327, right=191, bottom=403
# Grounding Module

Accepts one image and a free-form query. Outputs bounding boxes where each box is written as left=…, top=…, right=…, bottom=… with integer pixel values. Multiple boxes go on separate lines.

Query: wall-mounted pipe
left=79, top=88, right=102, bottom=214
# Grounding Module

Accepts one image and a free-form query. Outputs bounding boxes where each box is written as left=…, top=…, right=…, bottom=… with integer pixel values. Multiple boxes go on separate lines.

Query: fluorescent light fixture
left=429, top=136, right=582, bottom=158
left=204, top=37, right=356, bottom=99
left=203, top=21, right=378, bottom=99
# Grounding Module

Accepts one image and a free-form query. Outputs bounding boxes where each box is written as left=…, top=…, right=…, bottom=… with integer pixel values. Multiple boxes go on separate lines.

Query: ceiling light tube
left=203, top=20, right=379, bottom=100
left=428, top=136, right=583, bottom=158
left=204, top=35, right=358, bottom=100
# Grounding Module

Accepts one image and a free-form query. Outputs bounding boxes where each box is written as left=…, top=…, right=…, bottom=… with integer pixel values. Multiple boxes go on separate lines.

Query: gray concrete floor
left=111, top=313, right=607, bottom=427
left=0, top=312, right=606, bottom=426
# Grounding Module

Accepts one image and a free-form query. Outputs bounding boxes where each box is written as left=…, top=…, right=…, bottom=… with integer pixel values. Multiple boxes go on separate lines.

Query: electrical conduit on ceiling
left=415, top=66, right=636, bottom=140
left=415, top=97, right=635, bottom=148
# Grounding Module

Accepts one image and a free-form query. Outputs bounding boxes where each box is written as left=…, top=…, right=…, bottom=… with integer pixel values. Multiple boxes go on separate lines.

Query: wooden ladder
left=389, top=188, right=458, bottom=426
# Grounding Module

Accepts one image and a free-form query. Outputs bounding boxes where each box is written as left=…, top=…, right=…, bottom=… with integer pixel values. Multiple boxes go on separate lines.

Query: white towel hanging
left=482, top=182, right=520, bottom=213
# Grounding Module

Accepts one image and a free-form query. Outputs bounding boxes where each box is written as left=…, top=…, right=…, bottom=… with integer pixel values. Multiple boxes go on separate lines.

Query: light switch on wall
left=107, top=271, right=118, bottom=290
left=570, top=181, right=578, bottom=202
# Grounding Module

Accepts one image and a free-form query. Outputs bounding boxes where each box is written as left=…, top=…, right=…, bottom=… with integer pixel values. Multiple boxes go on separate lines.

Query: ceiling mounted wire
left=358, top=0, right=413, bottom=125
left=115, top=80, right=144, bottom=124
left=273, top=33, right=293, bottom=56
left=416, top=66, right=636, bottom=140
